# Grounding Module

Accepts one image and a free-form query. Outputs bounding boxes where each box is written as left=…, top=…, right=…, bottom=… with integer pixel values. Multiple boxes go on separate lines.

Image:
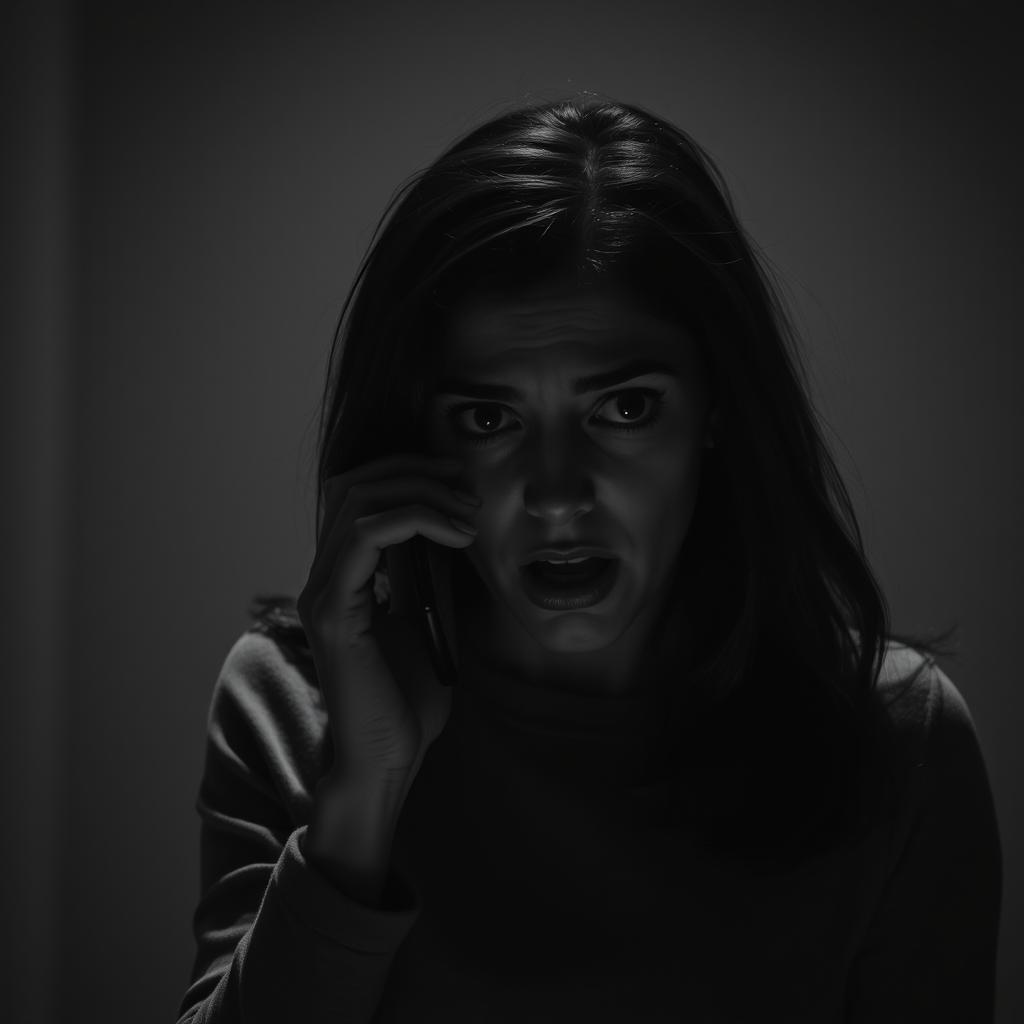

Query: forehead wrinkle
left=439, top=285, right=702, bottom=390
left=470, top=346, right=597, bottom=382
left=458, top=306, right=612, bottom=349
left=449, top=305, right=685, bottom=360
left=505, top=299, right=609, bottom=329
left=454, top=279, right=678, bottom=332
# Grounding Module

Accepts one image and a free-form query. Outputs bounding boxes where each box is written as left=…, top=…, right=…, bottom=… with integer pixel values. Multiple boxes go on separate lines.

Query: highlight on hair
left=248, top=93, right=957, bottom=871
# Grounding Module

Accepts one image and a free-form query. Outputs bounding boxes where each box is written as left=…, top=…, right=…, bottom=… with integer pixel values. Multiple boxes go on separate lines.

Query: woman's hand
left=296, top=453, right=480, bottom=789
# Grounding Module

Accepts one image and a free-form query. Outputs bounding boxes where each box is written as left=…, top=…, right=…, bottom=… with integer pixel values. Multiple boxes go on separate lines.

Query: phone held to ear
left=382, top=536, right=460, bottom=687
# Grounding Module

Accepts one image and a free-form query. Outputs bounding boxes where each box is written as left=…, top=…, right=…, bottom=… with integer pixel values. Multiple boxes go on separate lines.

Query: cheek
left=629, top=460, right=704, bottom=568
left=635, top=443, right=703, bottom=516
left=673, top=459, right=704, bottom=519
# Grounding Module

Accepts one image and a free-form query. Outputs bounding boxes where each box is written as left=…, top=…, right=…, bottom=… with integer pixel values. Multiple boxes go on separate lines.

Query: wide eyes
left=443, top=387, right=666, bottom=447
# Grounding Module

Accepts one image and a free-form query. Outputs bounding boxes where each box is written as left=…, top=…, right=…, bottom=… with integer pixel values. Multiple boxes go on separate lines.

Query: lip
left=519, top=557, right=620, bottom=611
left=520, top=545, right=617, bottom=566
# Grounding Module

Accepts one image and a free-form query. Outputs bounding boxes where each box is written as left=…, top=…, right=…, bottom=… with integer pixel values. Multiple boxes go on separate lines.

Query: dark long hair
left=249, top=94, right=956, bottom=872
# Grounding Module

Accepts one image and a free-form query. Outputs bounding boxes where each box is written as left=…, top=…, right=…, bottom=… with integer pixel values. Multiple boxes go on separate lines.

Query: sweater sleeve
left=176, top=631, right=422, bottom=1024
left=844, top=660, right=1002, bottom=1022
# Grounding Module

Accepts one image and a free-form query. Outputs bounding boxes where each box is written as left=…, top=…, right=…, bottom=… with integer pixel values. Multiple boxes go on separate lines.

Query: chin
left=539, top=621, right=622, bottom=654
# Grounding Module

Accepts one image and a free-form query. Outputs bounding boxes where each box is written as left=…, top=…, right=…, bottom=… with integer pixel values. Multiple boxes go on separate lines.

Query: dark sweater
left=176, top=631, right=1001, bottom=1023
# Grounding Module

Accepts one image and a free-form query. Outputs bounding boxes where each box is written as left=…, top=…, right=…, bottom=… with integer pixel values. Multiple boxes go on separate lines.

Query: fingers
left=301, top=455, right=482, bottom=640
left=318, top=454, right=465, bottom=554
left=316, top=458, right=479, bottom=576
left=314, top=492, right=478, bottom=613
left=328, top=504, right=473, bottom=609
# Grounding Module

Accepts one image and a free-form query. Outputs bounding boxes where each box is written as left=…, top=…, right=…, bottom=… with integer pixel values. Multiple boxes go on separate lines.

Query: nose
left=521, top=431, right=596, bottom=524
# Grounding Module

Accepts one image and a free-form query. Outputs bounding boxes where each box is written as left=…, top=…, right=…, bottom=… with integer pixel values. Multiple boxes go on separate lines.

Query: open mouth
left=525, top=557, right=613, bottom=587
left=519, top=557, right=619, bottom=610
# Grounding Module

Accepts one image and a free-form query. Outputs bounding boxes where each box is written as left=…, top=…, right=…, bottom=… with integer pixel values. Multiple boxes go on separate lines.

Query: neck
left=456, top=579, right=693, bottom=699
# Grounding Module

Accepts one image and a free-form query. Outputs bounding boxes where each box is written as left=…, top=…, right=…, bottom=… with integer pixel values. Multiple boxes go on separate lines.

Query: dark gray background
left=4, top=0, right=1020, bottom=1020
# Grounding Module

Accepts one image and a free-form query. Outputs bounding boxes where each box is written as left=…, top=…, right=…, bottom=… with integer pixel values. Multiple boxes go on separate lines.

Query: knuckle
left=349, top=514, right=374, bottom=542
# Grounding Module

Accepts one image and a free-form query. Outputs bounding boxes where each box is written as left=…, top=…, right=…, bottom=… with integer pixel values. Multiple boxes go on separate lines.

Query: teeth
left=544, top=556, right=589, bottom=564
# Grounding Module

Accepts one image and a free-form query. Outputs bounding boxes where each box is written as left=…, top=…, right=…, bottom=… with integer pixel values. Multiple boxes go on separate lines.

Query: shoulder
left=843, top=643, right=1001, bottom=1018
left=210, top=628, right=321, bottom=725
left=873, top=640, right=981, bottom=771
left=204, top=629, right=329, bottom=796
left=869, top=639, right=998, bottom=862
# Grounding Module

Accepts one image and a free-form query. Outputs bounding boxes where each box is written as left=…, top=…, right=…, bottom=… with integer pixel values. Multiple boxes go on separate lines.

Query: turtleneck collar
left=445, top=610, right=697, bottom=793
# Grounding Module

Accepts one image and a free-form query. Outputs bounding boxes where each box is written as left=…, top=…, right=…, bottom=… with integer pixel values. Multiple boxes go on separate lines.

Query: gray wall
left=5, top=1, right=1019, bottom=1019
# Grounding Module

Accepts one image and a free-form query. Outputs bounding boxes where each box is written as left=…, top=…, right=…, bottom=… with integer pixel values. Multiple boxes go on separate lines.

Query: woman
left=177, top=97, right=1002, bottom=1022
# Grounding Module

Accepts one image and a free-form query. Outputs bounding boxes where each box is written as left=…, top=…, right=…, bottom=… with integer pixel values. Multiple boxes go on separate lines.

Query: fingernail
left=449, top=517, right=478, bottom=535
left=453, top=489, right=482, bottom=507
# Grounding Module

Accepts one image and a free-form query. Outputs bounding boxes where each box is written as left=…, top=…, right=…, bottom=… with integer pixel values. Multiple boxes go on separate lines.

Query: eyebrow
left=433, top=358, right=680, bottom=400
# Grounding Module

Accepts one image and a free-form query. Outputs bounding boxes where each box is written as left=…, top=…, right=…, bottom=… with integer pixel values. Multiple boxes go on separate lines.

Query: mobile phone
left=382, top=536, right=460, bottom=687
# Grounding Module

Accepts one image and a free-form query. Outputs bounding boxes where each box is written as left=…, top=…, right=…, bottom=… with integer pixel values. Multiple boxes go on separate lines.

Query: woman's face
left=424, top=279, right=714, bottom=693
